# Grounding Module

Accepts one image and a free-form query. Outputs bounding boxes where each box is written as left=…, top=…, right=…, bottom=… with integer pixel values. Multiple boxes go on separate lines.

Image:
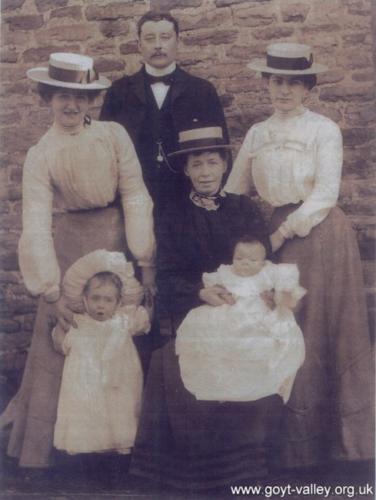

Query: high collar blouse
left=19, top=120, right=154, bottom=299
left=225, top=109, right=343, bottom=238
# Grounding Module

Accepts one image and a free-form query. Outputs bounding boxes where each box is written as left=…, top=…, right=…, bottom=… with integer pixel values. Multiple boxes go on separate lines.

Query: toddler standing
left=52, top=250, right=149, bottom=457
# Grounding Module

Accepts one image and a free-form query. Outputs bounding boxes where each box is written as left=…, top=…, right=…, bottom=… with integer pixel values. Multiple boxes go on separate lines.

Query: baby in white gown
left=176, top=236, right=306, bottom=403
left=52, top=250, right=150, bottom=455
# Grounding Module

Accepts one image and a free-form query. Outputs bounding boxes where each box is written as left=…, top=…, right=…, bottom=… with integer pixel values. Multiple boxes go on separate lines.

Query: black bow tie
left=146, top=72, right=175, bottom=85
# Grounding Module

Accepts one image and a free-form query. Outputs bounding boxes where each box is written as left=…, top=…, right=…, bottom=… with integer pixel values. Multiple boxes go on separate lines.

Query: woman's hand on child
left=51, top=324, right=67, bottom=354
left=275, top=290, right=299, bottom=310
left=52, top=296, right=77, bottom=332
left=270, top=230, right=285, bottom=253
left=260, top=290, right=276, bottom=310
left=141, top=266, right=157, bottom=297
left=199, top=286, right=235, bottom=306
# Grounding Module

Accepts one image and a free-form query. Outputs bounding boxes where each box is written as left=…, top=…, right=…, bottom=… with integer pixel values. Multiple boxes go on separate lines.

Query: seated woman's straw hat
left=168, top=126, right=231, bottom=158
left=248, top=42, right=328, bottom=75
left=27, top=52, right=111, bottom=90
left=63, top=250, right=143, bottom=310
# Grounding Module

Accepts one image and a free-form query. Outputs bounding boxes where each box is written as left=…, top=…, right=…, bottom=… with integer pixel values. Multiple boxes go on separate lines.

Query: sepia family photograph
left=0, top=0, right=374, bottom=498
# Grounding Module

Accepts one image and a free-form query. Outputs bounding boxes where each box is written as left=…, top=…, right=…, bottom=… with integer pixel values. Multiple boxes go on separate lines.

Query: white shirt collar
left=145, top=62, right=177, bottom=77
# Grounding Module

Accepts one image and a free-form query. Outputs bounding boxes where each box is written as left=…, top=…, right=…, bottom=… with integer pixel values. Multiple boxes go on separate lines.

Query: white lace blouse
left=225, top=108, right=343, bottom=239
left=19, top=120, right=155, bottom=299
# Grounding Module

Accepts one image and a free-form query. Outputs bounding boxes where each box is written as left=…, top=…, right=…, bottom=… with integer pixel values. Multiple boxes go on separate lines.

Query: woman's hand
left=141, top=266, right=157, bottom=297
left=260, top=290, right=276, bottom=310
left=270, top=230, right=285, bottom=253
left=49, top=296, right=77, bottom=332
left=141, top=266, right=156, bottom=319
left=51, top=324, right=67, bottom=354
left=199, top=285, right=235, bottom=307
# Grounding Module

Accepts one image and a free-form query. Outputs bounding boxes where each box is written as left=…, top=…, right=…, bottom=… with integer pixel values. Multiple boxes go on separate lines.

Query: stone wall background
left=0, top=0, right=375, bottom=393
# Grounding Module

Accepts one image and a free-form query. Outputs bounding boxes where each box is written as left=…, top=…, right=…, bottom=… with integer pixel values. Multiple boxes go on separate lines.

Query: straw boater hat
left=27, top=52, right=111, bottom=90
left=168, top=126, right=231, bottom=158
left=63, top=250, right=143, bottom=311
left=248, top=42, right=327, bottom=75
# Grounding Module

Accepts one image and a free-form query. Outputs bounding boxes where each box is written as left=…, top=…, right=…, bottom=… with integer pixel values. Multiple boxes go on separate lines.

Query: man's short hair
left=137, top=11, right=179, bottom=37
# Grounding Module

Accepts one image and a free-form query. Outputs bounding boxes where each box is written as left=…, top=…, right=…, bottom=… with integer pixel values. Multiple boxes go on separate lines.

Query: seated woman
left=129, top=126, right=282, bottom=491
left=225, top=43, right=374, bottom=470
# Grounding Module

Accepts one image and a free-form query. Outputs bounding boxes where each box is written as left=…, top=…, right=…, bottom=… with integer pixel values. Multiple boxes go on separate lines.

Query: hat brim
left=27, top=67, right=111, bottom=90
left=247, top=59, right=328, bottom=75
left=168, top=144, right=231, bottom=159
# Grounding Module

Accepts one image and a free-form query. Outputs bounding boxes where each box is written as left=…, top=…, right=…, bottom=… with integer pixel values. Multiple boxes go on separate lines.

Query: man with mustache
left=100, top=11, right=229, bottom=218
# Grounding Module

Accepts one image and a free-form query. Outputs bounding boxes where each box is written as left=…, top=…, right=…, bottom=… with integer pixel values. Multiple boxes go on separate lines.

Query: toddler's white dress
left=176, top=262, right=305, bottom=403
left=54, top=309, right=147, bottom=454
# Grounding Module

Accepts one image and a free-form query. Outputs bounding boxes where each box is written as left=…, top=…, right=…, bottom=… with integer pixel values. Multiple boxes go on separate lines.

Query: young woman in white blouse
left=225, top=43, right=373, bottom=472
left=1, top=53, right=155, bottom=470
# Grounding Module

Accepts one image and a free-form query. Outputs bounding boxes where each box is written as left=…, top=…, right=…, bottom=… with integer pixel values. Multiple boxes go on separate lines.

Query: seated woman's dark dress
left=130, top=193, right=283, bottom=491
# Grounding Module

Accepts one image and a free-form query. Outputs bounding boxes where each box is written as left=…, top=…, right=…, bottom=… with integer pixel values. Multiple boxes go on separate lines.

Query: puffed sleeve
left=224, top=127, right=255, bottom=196
left=271, top=263, right=306, bottom=303
left=18, top=146, right=60, bottom=300
left=111, top=122, right=155, bottom=267
left=202, top=270, right=222, bottom=288
left=280, top=120, right=343, bottom=238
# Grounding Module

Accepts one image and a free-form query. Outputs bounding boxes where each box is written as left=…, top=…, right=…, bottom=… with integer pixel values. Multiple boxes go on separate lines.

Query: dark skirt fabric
left=130, top=339, right=283, bottom=491
left=270, top=205, right=374, bottom=469
left=6, top=204, right=131, bottom=467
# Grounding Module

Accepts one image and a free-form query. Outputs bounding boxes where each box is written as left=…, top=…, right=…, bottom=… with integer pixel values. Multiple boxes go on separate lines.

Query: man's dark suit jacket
left=100, top=66, right=230, bottom=214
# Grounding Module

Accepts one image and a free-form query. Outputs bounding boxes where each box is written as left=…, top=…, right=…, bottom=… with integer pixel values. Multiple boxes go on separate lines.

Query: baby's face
left=83, top=279, right=120, bottom=322
left=232, top=242, right=266, bottom=277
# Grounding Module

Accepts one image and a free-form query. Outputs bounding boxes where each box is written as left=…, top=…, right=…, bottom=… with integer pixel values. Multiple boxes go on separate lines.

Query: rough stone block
left=351, top=71, right=375, bottom=82
left=179, top=9, right=231, bottom=32
left=119, top=41, right=139, bottom=55
left=252, top=26, right=294, bottom=40
left=99, top=19, right=130, bottom=38
left=150, top=0, right=202, bottom=8
left=0, top=272, right=20, bottom=285
left=182, top=29, right=238, bottom=46
left=1, top=0, right=25, bottom=12
left=342, top=127, right=374, bottom=147
left=0, top=184, right=21, bottom=202
left=95, top=58, right=126, bottom=73
left=225, top=44, right=264, bottom=61
left=320, top=85, right=375, bottom=102
left=302, top=22, right=340, bottom=34
left=0, top=320, right=20, bottom=334
left=50, top=6, right=83, bottom=20
left=342, top=32, right=368, bottom=45
left=35, top=0, right=68, bottom=13
left=344, top=0, right=372, bottom=15
left=281, top=2, right=310, bottom=22
left=232, top=5, right=276, bottom=27
left=23, top=46, right=60, bottom=63
left=6, top=15, right=44, bottom=31
left=0, top=252, right=18, bottom=272
left=2, top=127, right=41, bottom=155
left=0, top=49, right=18, bottom=63
left=35, top=24, right=93, bottom=43
left=85, top=2, right=147, bottom=22
left=0, top=215, right=22, bottom=231
left=345, top=104, right=376, bottom=126
left=216, top=0, right=270, bottom=6
left=318, top=71, right=345, bottom=85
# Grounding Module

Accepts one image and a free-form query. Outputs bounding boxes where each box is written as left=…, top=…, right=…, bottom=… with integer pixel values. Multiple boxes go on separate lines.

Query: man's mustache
left=152, top=51, right=166, bottom=57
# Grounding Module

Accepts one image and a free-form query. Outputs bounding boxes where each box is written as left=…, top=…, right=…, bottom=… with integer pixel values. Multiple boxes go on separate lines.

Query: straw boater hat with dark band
left=27, top=52, right=111, bottom=90
left=168, top=126, right=231, bottom=158
left=248, top=42, right=328, bottom=75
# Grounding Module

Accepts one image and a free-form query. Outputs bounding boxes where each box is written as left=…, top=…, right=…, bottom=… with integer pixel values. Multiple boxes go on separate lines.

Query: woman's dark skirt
left=130, top=339, right=282, bottom=491
left=270, top=205, right=374, bottom=469
left=6, top=204, right=131, bottom=467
